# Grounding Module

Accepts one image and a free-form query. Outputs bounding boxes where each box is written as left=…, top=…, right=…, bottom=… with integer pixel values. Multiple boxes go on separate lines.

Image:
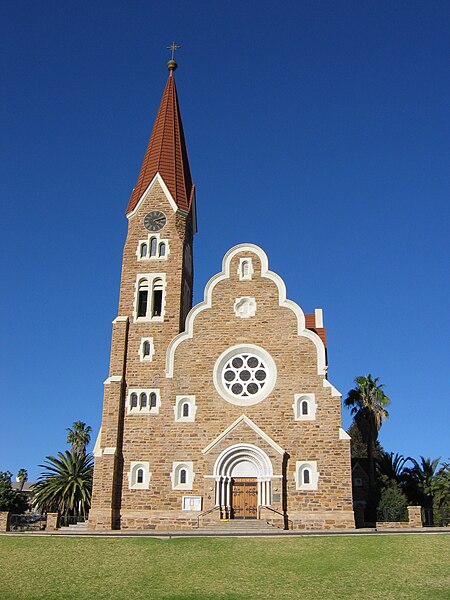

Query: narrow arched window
left=301, top=400, right=309, bottom=415
left=140, top=243, right=148, bottom=258
left=152, top=279, right=163, bottom=317
left=143, top=340, right=151, bottom=357
left=137, top=279, right=149, bottom=317
left=130, top=393, right=138, bottom=409
left=140, top=392, right=147, bottom=409
left=150, top=237, right=157, bottom=257
left=150, top=392, right=157, bottom=409
left=303, top=469, right=310, bottom=485
left=137, top=468, right=144, bottom=484
left=159, top=242, right=166, bottom=257
left=242, top=260, right=249, bottom=278
left=180, top=469, right=187, bottom=484
left=182, top=403, right=190, bottom=417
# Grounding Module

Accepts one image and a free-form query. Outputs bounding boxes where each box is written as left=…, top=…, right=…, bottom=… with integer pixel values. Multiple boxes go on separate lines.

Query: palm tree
left=403, top=456, right=441, bottom=509
left=376, top=452, right=409, bottom=485
left=16, top=468, right=28, bottom=491
left=434, top=461, right=450, bottom=508
left=66, top=421, right=92, bottom=456
left=32, top=451, right=93, bottom=516
left=344, top=374, right=390, bottom=492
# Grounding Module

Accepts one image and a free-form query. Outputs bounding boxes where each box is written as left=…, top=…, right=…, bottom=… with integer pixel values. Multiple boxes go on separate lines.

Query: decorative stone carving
left=234, top=296, right=256, bottom=319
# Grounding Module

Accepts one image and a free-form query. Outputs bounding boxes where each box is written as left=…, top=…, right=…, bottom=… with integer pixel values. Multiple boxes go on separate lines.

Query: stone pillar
left=46, top=513, right=59, bottom=531
left=408, top=506, right=423, bottom=528
left=0, top=511, right=10, bottom=532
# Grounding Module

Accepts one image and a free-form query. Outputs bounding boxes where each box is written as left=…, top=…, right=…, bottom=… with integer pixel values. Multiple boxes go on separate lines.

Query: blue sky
left=1, top=1, right=449, bottom=480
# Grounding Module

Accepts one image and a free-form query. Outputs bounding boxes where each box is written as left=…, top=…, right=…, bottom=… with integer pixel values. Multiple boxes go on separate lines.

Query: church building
left=89, top=56, right=355, bottom=531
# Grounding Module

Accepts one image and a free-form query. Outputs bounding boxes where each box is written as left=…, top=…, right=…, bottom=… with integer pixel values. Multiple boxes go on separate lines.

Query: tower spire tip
left=166, top=42, right=180, bottom=72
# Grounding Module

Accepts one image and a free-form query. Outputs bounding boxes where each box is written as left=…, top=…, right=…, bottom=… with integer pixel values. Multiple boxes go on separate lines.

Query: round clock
left=144, top=211, right=166, bottom=232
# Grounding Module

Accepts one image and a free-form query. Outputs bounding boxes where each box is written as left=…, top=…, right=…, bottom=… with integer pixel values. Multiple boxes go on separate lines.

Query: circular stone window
left=213, top=344, right=277, bottom=406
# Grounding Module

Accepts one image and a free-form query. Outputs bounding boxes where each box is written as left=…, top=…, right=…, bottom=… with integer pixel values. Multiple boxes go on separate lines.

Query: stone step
left=201, top=520, right=281, bottom=530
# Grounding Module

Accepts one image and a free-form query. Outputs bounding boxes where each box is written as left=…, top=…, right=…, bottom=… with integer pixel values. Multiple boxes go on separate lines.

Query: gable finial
left=166, top=42, right=180, bottom=72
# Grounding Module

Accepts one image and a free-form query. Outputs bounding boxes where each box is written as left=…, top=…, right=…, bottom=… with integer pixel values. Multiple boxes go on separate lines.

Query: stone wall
left=46, top=513, right=59, bottom=531
left=407, top=506, right=423, bottom=528
left=376, top=506, right=423, bottom=530
left=0, top=511, right=10, bottom=532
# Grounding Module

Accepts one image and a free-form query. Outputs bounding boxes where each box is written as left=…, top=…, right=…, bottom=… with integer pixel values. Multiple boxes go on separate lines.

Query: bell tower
left=89, top=54, right=196, bottom=529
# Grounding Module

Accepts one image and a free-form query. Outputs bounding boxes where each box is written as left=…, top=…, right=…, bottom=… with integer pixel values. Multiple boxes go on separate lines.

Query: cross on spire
left=167, top=42, right=181, bottom=60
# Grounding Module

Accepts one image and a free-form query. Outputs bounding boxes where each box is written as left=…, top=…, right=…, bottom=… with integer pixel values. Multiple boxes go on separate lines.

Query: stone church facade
left=89, top=59, right=355, bottom=531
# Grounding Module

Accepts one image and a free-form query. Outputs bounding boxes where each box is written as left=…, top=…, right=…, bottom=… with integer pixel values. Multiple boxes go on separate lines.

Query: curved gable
left=166, top=243, right=327, bottom=377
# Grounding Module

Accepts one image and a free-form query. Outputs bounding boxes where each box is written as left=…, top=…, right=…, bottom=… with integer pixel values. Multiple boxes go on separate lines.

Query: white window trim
left=133, top=273, right=166, bottom=323
left=126, top=388, right=161, bottom=415
left=128, top=461, right=151, bottom=490
left=139, top=337, right=155, bottom=362
left=293, top=393, right=317, bottom=421
left=174, top=395, right=197, bottom=422
left=238, top=257, right=254, bottom=281
left=294, top=461, right=319, bottom=491
left=170, top=461, right=195, bottom=490
left=136, top=232, right=169, bottom=261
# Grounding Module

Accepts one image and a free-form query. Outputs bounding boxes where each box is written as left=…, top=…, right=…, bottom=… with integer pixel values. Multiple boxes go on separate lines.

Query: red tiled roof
left=126, top=71, right=194, bottom=214
left=305, top=313, right=327, bottom=347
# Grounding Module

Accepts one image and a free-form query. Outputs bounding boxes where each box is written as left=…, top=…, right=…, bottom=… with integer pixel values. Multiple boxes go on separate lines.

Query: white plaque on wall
left=182, top=496, right=202, bottom=511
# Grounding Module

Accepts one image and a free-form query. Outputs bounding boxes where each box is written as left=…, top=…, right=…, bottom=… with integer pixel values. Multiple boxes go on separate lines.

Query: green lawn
left=0, top=534, right=449, bottom=600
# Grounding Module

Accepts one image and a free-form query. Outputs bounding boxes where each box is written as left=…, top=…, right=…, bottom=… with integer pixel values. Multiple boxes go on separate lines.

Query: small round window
left=214, top=345, right=276, bottom=406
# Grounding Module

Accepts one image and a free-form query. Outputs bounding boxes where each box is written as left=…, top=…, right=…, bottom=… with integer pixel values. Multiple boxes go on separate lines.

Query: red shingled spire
left=126, top=64, right=194, bottom=214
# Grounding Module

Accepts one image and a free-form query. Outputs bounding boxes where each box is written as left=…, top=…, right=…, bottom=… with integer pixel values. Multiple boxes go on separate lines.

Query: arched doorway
left=213, top=444, right=273, bottom=519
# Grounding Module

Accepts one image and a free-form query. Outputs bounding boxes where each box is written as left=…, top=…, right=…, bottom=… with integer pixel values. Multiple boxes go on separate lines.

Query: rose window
left=221, top=353, right=268, bottom=398
left=214, top=345, right=276, bottom=406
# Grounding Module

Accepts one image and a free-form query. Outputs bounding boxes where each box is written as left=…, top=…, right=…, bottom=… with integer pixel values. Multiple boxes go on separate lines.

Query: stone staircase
left=194, top=519, right=284, bottom=535
left=58, top=521, right=89, bottom=533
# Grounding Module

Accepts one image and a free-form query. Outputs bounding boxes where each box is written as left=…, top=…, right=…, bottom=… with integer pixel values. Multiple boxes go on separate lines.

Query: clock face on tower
left=144, top=211, right=167, bottom=232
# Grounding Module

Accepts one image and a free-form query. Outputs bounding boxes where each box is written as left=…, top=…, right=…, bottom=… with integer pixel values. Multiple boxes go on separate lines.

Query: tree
left=376, top=452, right=408, bottom=485
left=66, top=421, right=92, bottom=456
left=434, top=461, right=450, bottom=508
left=344, top=374, right=390, bottom=513
left=0, top=471, right=29, bottom=513
left=348, top=422, right=384, bottom=460
left=403, top=456, right=441, bottom=509
left=16, top=468, right=28, bottom=491
left=377, top=476, right=408, bottom=521
left=32, top=451, right=93, bottom=516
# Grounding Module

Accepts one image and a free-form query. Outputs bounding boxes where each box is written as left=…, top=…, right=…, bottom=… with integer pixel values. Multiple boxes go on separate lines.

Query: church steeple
left=126, top=60, right=194, bottom=214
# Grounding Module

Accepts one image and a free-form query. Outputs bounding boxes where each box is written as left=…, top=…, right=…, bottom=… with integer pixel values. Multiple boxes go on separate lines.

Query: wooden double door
left=231, top=477, right=258, bottom=519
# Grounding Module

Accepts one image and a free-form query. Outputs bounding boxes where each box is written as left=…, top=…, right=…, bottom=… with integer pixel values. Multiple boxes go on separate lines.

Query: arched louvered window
left=303, top=469, right=311, bottom=485
left=140, top=392, right=147, bottom=409
left=137, top=279, right=149, bottom=317
left=159, top=242, right=166, bottom=257
left=140, top=243, right=148, bottom=258
left=179, top=469, right=187, bottom=485
left=152, top=279, right=163, bottom=317
left=150, top=392, right=157, bottom=409
left=301, top=400, right=309, bottom=415
left=182, top=403, right=190, bottom=418
left=150, top=237, right=157, bottom=257
left=130, top=393, right=138, bottom=409
left=143, top=340, right=151, bottom=357
left=137, top=468, right=144, bottom=484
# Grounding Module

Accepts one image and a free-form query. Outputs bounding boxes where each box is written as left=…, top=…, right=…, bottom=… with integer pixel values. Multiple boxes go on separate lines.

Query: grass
left=0, top=534, right=449, bottom=599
